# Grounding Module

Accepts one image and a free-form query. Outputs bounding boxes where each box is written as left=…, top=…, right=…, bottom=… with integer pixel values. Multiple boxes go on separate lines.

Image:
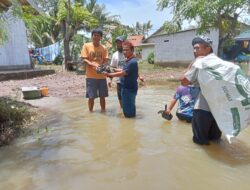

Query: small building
left=140, top=27, right=219, bottom=67
left=0, top=0, right=41, bottom=71
left=127, top=35, right=144, bottom=59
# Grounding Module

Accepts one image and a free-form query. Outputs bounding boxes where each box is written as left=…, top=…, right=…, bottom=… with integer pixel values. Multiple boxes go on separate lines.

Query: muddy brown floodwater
left=0, top=86, right=250, bottom=190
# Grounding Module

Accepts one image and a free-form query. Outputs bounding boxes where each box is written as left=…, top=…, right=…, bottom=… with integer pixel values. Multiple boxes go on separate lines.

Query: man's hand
left=108, top=81, right=112, bottom=88
left=165, top=108, right=171, bottom=115
left=93, top=62, right=100, bottom=69
left=104, top=72, right=111, bottom=77
left=139, top=75, right=144, bottom=82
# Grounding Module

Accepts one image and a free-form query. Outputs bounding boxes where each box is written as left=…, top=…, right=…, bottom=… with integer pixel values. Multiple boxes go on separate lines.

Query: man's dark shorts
left=86, top=78, right=108, bottom=98
left=192, top=109, right=222, bottom=145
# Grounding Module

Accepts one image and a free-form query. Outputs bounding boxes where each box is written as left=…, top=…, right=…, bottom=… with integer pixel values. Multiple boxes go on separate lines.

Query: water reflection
left=0, top=86, right=250, bottom=190
left=204, top=139, right=250, bottom=166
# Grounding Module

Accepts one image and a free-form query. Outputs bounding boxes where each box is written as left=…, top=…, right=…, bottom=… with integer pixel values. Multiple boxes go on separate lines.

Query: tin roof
left=235, top=29, right=250, bottom=41
left=0, top=0, right=43, bottom=14
left=127, top=35, right=144, bottom=47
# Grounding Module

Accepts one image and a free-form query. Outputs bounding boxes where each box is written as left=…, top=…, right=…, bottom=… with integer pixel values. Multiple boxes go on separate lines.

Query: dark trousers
left=192, top=109, right=222, bottom=145
left=121, top=88, right=137, bottom=118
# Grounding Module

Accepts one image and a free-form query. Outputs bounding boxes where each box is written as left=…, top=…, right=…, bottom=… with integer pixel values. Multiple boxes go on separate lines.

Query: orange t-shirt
left=80, top=42, right=108, bottom=79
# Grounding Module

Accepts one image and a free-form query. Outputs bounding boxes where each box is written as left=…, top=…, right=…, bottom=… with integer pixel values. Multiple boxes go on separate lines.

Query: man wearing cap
left=181, top=36, right=222, bottom=145
left=108, top=36, right=126, bottom=107
left=80, top=29, right=109, bottom=112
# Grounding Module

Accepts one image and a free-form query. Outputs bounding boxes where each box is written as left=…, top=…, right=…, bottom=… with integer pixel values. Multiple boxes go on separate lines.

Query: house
left=140, top=28, right=219, bottom=67
left=0, top=0, right=41, bottom=71
left=127, top=35, right=144, bottom=47
left=127, top=35, right=144, bottom=59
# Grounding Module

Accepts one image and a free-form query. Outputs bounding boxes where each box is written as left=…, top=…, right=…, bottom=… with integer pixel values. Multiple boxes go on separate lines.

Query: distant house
left=127, top=35, right=144, bottom=47
left=140, top=28, right=219, bottom=67
left=127, top=35, right=144, bottom=58
left=0, top=0, right=41, bottom=71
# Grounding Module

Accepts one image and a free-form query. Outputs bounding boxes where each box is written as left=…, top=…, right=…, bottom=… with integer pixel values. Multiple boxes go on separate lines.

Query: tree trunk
left=63, top=0, right=72, bottom=71
left=64, top=38, right=71, bottom=70
left=217, top=13, right=239, bottom=58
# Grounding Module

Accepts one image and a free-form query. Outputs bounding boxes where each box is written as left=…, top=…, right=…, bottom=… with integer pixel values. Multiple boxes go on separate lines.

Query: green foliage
left=133, top=21, right=153, bottom=37
left=221, top=38, right=236, bottom=49
left=53, top=54, right=64, bottom=65
left=71, top=34, right=89, bottom=61
left=108, top=26, right=128, bottom=53
left=0, top=98, right=30, bottom=125
left=57, top=0, right=98, bottom=28
left=22, top=5, right=59, bottom=47
left=57, top=0, right=67, bottom=22
left=163, top=21, right=181, bottom=34
left=0, top=21, right=8, bottom=46
left=0, top=97, right=35, bottom=145
left=147, top=52, right=154, bottom=64
left=72, top=3, right=99, bottom=28
left=0, top=0, right=23, bottom=45
left=10, top=0, right=23, bottom=18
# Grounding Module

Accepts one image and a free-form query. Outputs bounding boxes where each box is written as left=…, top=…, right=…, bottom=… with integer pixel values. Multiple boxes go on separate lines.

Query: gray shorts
left=86, top=78, right=108, bottom=98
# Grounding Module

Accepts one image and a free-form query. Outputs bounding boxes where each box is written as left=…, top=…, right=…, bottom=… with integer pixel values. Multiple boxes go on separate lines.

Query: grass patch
left=138, top=61, right=186, bottom=86
left=35, top=64, right=63, bottom=73
left=138, top=61, right=185, bottom=73
left=0, top=97, right=37, bottom=146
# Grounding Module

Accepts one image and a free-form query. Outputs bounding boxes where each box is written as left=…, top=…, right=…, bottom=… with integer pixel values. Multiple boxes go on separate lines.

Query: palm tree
left=133, top=21, right=153, bottom=37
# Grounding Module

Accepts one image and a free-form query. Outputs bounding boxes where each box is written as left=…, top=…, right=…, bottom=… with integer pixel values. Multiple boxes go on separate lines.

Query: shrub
left=0, top=97, right=35, bottom=145
left=53, top=55, right=63, bottom=65
left=147, top=52, right=154, bottom=64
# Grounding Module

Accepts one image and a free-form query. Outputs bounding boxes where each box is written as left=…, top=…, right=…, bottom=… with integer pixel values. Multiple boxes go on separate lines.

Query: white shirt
left=110, top=51, right=126, bottom=83
left=184, top=55, right=215, bottom=111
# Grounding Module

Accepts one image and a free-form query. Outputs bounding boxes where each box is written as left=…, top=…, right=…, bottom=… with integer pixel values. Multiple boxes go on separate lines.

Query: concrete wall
left=0, top=15, right=31, bottom=71
left=141, top=44, right=154, bottom=61
left=142, top=29, right=219, bottom=67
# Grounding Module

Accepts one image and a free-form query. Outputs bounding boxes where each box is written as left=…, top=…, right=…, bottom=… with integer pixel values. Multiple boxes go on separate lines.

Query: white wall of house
left=0, top=16, right=31, bottom=70
left=141, top=29, right=219, bottom=67
left=141, top=44, right=155, bottom=61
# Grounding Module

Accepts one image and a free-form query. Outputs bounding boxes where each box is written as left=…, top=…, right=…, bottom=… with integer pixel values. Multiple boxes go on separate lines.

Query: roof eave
left=0, top=0, right=44, bottom=15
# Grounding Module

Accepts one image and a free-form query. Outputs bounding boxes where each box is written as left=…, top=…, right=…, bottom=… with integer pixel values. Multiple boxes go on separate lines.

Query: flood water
left=1, top=86, right=250, bottom=190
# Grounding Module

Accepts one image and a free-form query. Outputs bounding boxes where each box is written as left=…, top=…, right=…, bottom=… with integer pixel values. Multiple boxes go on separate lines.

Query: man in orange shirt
left=80, top=29, right=109, bottom=112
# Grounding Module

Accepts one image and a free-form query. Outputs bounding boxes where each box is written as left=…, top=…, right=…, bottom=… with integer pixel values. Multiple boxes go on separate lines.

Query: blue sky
left=97, top=0, right=172, bottom=34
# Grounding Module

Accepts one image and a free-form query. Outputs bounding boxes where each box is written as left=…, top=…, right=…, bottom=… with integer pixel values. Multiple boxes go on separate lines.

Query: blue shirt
left=120, top=57, right=138, bottom=90
left=174, top=85, right=199, bottom=117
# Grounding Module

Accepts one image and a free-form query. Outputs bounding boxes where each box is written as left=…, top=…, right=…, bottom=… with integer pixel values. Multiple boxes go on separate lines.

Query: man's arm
left=106, top=70, right=126, bottom=78
left=180, top=60, right=197, bottom=86
left=83, top=58, right=99, bottom=68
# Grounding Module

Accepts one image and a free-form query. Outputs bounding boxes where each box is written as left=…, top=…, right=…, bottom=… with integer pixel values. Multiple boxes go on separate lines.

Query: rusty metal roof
left=0, top=0, right=29, bottom=8
left=127, top=35, right=144, bottom=47
left=235, top=29, right=250, bottom=41
left=0, top=0, right=43, bottom=14
left=0, top=0, right=12, bottom=9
